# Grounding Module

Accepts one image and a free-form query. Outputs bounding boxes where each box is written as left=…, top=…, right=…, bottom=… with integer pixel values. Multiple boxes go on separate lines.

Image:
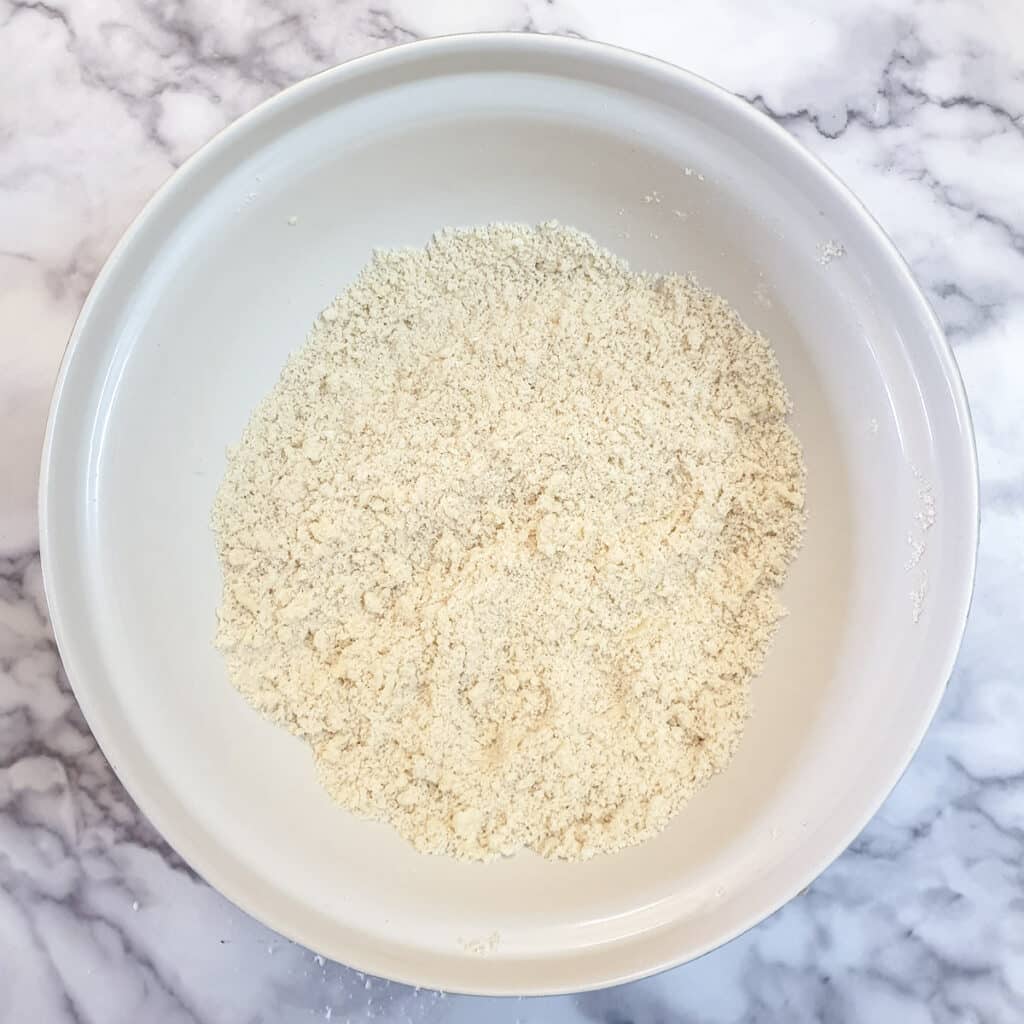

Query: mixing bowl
left=40, top=34, right=978, bottom=994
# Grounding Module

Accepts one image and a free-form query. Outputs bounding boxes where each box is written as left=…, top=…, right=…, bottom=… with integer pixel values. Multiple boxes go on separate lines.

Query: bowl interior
left=42, top=37, right=977, bottom=994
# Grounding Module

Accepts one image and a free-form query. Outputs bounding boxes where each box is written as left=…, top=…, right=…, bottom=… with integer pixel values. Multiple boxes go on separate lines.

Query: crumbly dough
left=212, top=223, right=805, bottom=861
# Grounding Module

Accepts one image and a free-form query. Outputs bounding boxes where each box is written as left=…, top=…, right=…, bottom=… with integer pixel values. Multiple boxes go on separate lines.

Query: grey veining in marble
left=1, top=0, right=1022, bottom=1020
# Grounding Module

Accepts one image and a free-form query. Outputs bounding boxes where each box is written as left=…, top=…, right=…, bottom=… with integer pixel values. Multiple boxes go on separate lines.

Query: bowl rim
left=39, top=31, right=980, bottom=996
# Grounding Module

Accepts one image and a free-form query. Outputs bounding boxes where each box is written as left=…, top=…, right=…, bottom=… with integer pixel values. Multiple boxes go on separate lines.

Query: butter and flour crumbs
left=212, top=223, right=805, bottom=861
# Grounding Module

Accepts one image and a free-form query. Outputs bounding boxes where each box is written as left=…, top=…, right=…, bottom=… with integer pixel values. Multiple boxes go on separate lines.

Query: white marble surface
left=1, top=0, right=1022, bottom=1020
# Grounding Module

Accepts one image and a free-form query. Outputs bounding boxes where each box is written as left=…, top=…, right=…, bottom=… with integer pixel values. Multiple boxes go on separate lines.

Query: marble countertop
left=2, top=1, right=1022, bottom=1020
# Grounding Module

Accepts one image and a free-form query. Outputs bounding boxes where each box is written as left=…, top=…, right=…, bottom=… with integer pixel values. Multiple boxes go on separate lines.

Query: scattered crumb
left=911, top=466, right=936, bottom=530
left=642, top=190, right=662, bottom=204
left=868, top=418, right=879, bottom=435
left=314, top=954, right=325, bottom=967
left=906, top=466, right=934, bottom=619
left=131, top=901, right=139, bottom=912
left=461, top=931, right=501, bottom=956
left=916, top=491, right=936, bottom=530
left=617, top=207, right=625, bottom=216
left=911, top=574, right=928, bottom=624
left=753, top=281, right=773, bottom=310
left=672, top=208, right=688, bottom=219
left=287, top=215, right=299, bottom=226
left=905, top=533, right=925, bottom=570
left=817, top=240, right=846, bottom=265
left=649, top=231, right=660, bottom=240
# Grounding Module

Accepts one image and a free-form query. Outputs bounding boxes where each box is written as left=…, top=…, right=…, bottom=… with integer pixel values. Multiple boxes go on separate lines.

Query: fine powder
left=212, top=223, right=805, bottom=861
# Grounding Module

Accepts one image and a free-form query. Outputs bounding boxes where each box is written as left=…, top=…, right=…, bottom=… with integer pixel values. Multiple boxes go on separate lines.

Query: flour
left=817, top=240, right=846, bottom=265
left=753, top=280, right=774, bottom=310
left=212, top=223, right=805, bottom=861
left=905, top=533, right=926, bottom=571
left=906, top=466, right=935, bottom=622
left=911, top=573, right=929, bottom=624
left=460, top=931, right=501, bottom=956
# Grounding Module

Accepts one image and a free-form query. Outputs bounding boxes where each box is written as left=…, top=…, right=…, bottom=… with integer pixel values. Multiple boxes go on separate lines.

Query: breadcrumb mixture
left=212, top=223, right=805, bottom=861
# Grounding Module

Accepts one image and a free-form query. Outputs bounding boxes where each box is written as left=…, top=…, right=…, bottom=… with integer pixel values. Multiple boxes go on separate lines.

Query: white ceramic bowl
left=40, top=35, right=978, bottom=995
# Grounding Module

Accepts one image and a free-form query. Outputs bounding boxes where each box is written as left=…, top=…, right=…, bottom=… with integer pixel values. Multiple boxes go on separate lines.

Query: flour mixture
left=212, top=223, right=805, bottom=860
